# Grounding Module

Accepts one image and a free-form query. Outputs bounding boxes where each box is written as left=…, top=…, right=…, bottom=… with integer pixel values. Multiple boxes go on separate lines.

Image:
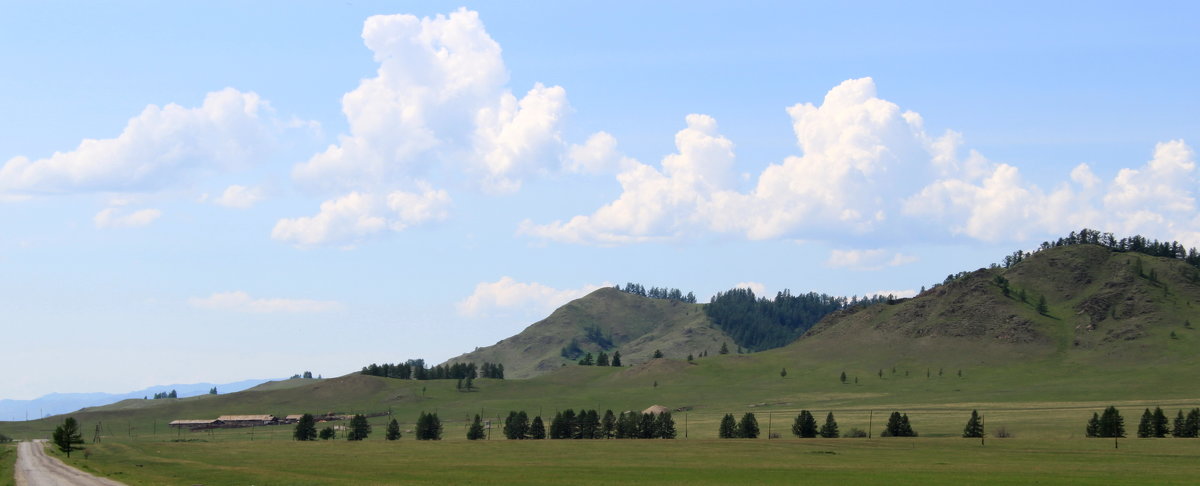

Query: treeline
left=551, top=409, right=676, bottom=439
left=706, top=288, right=888, bottom=351
left=576, top=350, right=622, bottom=366
left=150, top=390, right=177, bottom=399
left=990, top=228, right=1200, bottom=274
left=616, top=282, right=697, bottom=304
left=360, top=360, right=504, bottom=380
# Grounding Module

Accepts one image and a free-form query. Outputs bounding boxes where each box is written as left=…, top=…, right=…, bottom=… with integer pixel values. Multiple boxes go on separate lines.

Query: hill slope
left=444, top=287, right=731, bottom=378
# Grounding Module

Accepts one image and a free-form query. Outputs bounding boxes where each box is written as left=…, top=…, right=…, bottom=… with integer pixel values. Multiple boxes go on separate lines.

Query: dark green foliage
left=1086, top=412, right=1101, bottom=438
left=718, top=414, right=737, bottom=438
left=780, top=368, right=787, bottom=378
left=385, top=418, right=401, bottom=441
left=687, top=354, right=694, bottom=362
left=1177, top=408, right=1200, bottom=437
left=1172, top=410, right=1187, bottom=438
left=596, top=351, right=610, bottom=366
left=1153, top=407, right=1169, bottom=438
left=578, top=352, right=595, bottom=366
left=737, top=413, right=759, bottom=439
left=416, top=412, right=442, bottom=440
left=655, top=412, right=677, bottom=439
left=1036, top=295, right=1049, bottom=315
left=601, top=410, right=616, bottom=438
left=611, top=351, right=622, bottom=367
left=963, top=410, right=984, bottom=438
left=152, top=389, right=178, bottom=399
left=705, top=288, right=876, bottom=352
left=881, top=412, right=916, bottom=437
left=208, top=387, right=217, bottom=395
left=819, top=412, right=839, bottom=438
left=293, top=413, right=317, bottom=441
left=503, top=411, right=530, bottom=439
left=617, top=282, right=697, bottom=303
left=840, top=371, right=847, bottom=383
left=584, top=324, right=614, bottom=349
left=0, top=432, right=11, bottom=443
left=52, top=417, right=84, bottom=457
left=362, top=360, right=500, bottom=380
left=1137, top=409, right=1154, bottom=438
left=529, top=416, right=546, bottom=439
left=638, top=412, right=657, bottom=439
left=719, top=342, right=730, bottom=354
left=467, top=415, right=485, bottom=440
left=994, top=275, right=1010, bottom=297
left=652, top=349, right=664, bottom=359
left=347, top=414, right=371, bottom=441
left=319, top=427, right=335, bottom=440
left=303, top=371, right=313, bottom=379
left=579, top=410, right=600, bottom=439
left=792, top=410, right=817, bottom=438
left=1097, top=406, right=1125, bottom=438
left=616, top=412, right=638, bottom=439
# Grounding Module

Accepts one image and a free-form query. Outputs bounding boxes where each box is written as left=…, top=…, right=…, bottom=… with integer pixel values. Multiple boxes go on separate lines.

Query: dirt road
left=14, top=440, right=125, bottom=486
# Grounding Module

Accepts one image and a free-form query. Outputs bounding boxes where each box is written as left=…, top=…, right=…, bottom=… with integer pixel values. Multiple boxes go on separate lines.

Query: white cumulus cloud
left=0, top=88, right=280, bottom=195
left=826, top=249, right=918, bottom=271
left=188, top=291, right=341, bottom=313
left=94, top=207, right=162, bottom=229
left=271, top=184, right=450, bottom=247
left=523, top=77, right=1200, bottom=248
left=456, top=277, right=604, bottom=318
left=214, top=185, right=264, bottom=208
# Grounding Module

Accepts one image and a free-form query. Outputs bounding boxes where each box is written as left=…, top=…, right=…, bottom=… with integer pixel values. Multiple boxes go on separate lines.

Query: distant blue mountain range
left=0, top=379, right=276, bottom=421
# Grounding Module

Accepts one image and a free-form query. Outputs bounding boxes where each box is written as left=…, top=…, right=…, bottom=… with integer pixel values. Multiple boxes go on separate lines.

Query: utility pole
left=767, top=412, right=773, bottom=439
left=868, top=411, right=873, bottom=439
left=981, top=414, right=985, bottom=447
left=684, top=413, right=688, bottom=439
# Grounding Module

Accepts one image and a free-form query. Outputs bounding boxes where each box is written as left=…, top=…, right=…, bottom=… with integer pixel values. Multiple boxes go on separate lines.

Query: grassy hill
left=4, top=244, right=1200, bottom=445
left=443, top=287, right=731, bottom=378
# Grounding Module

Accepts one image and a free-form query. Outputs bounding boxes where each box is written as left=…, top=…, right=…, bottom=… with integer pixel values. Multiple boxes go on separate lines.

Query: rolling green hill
left=443, top=287, right=731, bottom=378
left=5, top=243, right=1200, bottom=444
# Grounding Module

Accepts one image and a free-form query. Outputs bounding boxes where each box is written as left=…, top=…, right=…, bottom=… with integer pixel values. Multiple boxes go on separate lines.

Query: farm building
left=168, top=419, right=222, bottom=429
left=642, top=405, right=670, bottom=416
left=217, top=415, right=278, bottom=426
left=284, top=414, right=305, bottom=424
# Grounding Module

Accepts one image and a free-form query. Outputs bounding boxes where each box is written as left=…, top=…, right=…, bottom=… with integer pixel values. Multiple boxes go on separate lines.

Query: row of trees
left=577, top=350, right=622, bottom=366
left=551, top=409, right=677, bottom=439
left=792, top=410, right=839, bottom=438
left=616, top=283, right=697, bottom=303
left=705, top=288, right=889, bottom=352
left=150, top=390, right=177, bottom=399
left=718, top=413, right=759, bottom=438
left=360, top=360, right=504, bottom=381
left=1136, top=407, right=1200, bottom=438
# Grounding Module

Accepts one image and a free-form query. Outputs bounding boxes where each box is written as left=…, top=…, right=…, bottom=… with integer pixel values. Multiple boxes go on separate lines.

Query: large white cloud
left=456, top=277, right=604, bottom=318
left=188, top=291, right=341, bottom=313
left=0, top=88, right=279, bottom=195
left=523, top=77, right=1200, bottom=247
left=271, top=184, right=450, bottom=247
left=283, top=8, right=574, bottom=246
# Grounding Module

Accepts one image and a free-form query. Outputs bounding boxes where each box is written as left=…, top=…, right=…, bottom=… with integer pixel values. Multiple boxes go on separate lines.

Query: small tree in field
left=467, top=415, right=485, bottom=440
left=348, top=414, right=371, bottom=441
left=963, top=410, right=984, bottom=438
left=294, top=413, right=317, bottom=441
left=319, top=427, right=335, bottom=440
left=530, top=416, right=546, bottom=439
left=416, top=412, right=443, bottom=440
left=52, top=417, right=84, bottom=457
left=1137, top=409, right=1154, bottom=438
left=718, top=414, right=737, bottom=438
left=737, top=413, right=760, bottom=439
left=792, top=410, right=817, bottom=438
left=819, top=412, right=839, bottom=438
left=1152, top=407, right=1169, bottom=438
left=386, top=418, right=402, bottom=441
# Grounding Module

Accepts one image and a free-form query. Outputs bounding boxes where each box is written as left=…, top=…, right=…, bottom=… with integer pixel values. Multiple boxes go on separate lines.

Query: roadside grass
left=56, top=436, right=1200, bottom=485
left=0, top=443, right=15, bottom=486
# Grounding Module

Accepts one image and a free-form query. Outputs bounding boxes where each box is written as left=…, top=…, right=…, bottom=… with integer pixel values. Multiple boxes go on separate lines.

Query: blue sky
left=2, top=2, right=1197, bottom=399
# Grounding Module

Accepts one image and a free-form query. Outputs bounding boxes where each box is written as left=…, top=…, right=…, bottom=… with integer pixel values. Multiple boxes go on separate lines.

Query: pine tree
left=596, top=352, right=610, bottom=366
left=294, top=413, right=317, bottom=441
left=719, top=342, right=730, bottom=354
left=611, top=351, right=622, bottom=367
left=780, top=368, right=787, bottom=378
left=882, top=411, right=918, bottom=437
left=1137, top=409, right=1154, bottom=438
left=209, top=387, right=217, bottom=395
left=385, top=418, right=401, bottom=441
left=1152, top=407, right=1169, bottom=438
left=963, top=410, right=984, bottom=438
left=655, top=412, right=677, bottom=439
left=718, top=413, right=737, bottom=438
left=1098, top=406, right=1125, bottom=438
left=840, top=371, right=847, bottom=384
left=737, top=413, right=760, bottom=439
left=639, top=412, right=657, bottom=439
left=1086, top=412, right=1101, bottom=438
left=819, top=412, right=839, bottom=438
left=1036, top=295, right=1049, bottom=315
left=530, top=416, right=547, bottom=439
left=1184, top=408, right=1200, bottom=438
left=653, top=349, right=664, bottom=359
left=792, top=410, right=817, bottom=438
left=467, top=415, right=485, bottom=440
left=416, top=412, right=442, bottom=440
left=347, top=414, right=371, bottom=441
left=687, top=353, right=694, bottom=362
left=1173, top=410, right=1187, bottom=438
left=579, top=353, right=594, bottom=366
left=52, top=417, right=84, bottom=457
left=601, top=410, right=616, bottom=438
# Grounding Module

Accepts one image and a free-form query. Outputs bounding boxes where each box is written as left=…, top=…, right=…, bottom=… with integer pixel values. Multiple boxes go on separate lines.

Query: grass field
left=44, top=436, right=1200, bottom=485
left=0, top=444, right=14, bottom=486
